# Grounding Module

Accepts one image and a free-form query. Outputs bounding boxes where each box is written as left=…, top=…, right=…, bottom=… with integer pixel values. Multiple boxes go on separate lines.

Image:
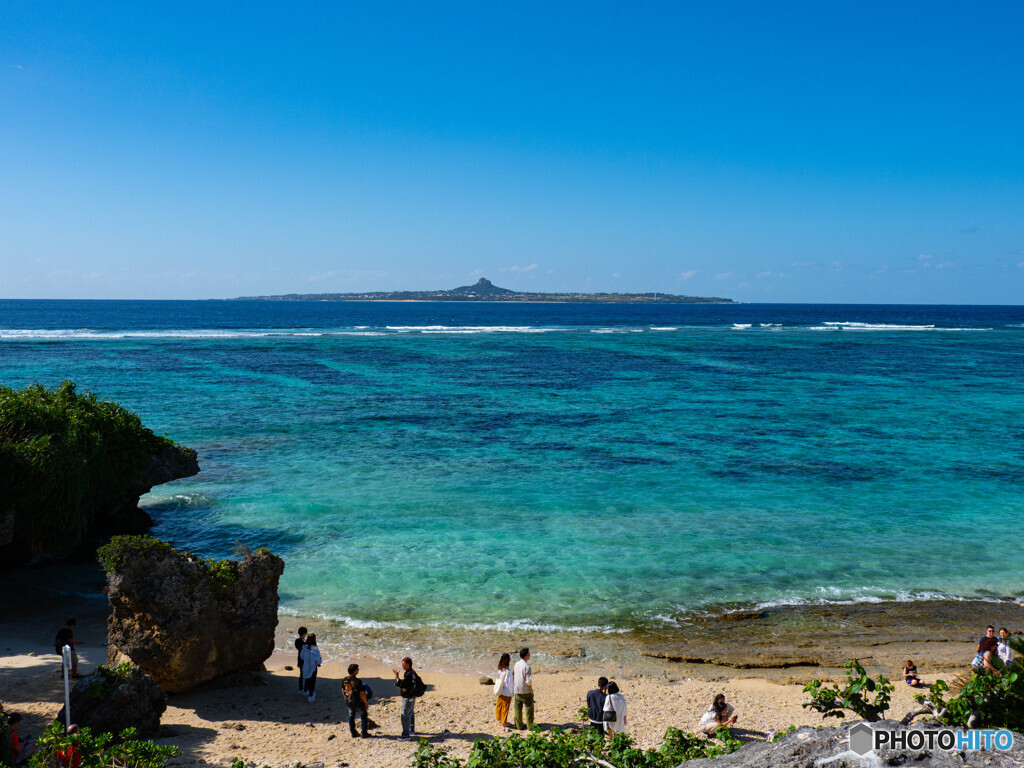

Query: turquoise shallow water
left=2, top=301, right=1023, bottom=630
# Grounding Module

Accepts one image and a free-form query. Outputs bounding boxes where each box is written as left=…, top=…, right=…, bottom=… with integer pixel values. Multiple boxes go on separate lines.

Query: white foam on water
left=731, top=323, right=752, bottom=329
left=649, top=326, right=678, bottom=331
left=277, top=607, right=630, bottom=634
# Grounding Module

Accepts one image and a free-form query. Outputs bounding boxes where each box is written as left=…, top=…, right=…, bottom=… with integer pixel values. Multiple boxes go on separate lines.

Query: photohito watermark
left=849, top=723, right=1015, bottom=755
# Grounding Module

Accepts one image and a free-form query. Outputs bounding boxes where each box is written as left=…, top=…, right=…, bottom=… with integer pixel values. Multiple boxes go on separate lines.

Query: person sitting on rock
left=903, top=660, right=924, bottom=687
left=972, top=637, right=999, bottom=672
left=301, top=634, right=322, bottom=702
left=997, top=628, right=1013, bottom=665
left=698, top=694, right=738, bottom=736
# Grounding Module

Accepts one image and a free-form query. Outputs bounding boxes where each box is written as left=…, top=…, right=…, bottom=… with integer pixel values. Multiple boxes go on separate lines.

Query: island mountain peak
left=234, top=280, right=732, bottom=304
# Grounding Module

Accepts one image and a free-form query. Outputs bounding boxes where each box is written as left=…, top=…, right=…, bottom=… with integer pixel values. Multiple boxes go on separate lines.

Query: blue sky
left=1, top=2, right=1022, bottom=302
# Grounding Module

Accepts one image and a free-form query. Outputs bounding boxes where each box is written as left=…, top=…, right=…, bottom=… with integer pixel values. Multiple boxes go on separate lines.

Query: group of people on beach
left=294, top=628, right=425, bottom=740
left=971, top=624, right=1014, bottom=672
left=492, top=651, right=736, bottom=739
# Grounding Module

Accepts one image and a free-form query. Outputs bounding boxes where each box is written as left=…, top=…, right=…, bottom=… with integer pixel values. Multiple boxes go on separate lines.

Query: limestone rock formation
left=682, top=722, right=1024, bottom=768
left=56, top=664, right=166, bottom=737
left=103, top=537, right=285, bottom=693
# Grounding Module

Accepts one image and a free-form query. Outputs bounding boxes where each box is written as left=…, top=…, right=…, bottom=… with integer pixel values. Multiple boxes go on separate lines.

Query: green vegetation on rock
left=0, top=381, right=194, bottom=557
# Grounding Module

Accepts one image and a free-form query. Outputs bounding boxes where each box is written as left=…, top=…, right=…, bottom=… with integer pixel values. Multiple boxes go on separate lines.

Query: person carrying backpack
left=342, top=664, right=370, bottom=738
left=393, top=656, right=425, bottom=739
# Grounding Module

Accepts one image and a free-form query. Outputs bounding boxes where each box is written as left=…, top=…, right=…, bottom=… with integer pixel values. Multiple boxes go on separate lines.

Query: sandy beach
left=3, top=563, right=1020, bottom=768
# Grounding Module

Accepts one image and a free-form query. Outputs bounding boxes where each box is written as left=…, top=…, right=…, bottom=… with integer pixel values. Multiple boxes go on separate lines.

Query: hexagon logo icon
left=849, top=723, right=874, bottom=755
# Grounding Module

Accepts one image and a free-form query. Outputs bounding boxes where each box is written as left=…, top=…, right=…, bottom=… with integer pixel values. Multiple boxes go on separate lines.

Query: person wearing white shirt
left=602, top=681, right=628, bottom=735
left=512, top=647, right=534, bottom=729
left=493, top=653, right=515, bottom=729
left=300, top=634, right=323, bottom=702
left=997, top=627, right=1014, bottom=665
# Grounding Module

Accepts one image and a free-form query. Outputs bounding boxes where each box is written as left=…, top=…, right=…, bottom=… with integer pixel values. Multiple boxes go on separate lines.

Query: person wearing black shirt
left=393, top=656, right=416, bottom=739
left=343, top=663, right=370, bottom=738
left=586, top=677, right=609, bottom=732
left=294, top=627, right=307, bottom=693
left=54, top=618, right=82, bottom=678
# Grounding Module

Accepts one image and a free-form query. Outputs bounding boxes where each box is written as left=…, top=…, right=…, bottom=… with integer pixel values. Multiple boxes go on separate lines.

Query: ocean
left=2, top=300, right=1022, bottom=634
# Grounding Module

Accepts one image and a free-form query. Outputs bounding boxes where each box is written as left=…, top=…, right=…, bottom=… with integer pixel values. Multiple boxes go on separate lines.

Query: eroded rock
left=57, top=664, right=166, bottom=737
left=104, top=537, right=284, bottom=693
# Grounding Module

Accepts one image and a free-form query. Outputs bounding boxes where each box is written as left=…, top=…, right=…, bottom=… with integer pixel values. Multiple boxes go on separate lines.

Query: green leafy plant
left=27, top=722, right=178, bottom=768
left=99, top=535, right=265, bottom=606
left=0, top=381, right=194, bottom=557
left=922, top=635, right=1024, bottom=730
left=410, top=725, right=741, bottom=768
left=802, top=660, right=893, bottom=722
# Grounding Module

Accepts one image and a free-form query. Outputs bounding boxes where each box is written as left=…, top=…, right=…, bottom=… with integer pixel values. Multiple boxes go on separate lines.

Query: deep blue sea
left=2, top=300, right=1023, bottom=632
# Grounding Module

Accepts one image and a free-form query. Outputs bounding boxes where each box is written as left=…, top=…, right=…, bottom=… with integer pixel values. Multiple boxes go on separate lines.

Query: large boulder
left=682, top=721, right=1024, bottom=768
left=56, top=664, right=166, bottom=737
left=102, top=537, right=285, bottom=693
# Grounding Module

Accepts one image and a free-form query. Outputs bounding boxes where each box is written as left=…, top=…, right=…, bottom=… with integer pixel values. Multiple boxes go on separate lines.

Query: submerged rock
left=102, top=536, right=285, bottom=693
left=57, top=664, right=166, bottom=737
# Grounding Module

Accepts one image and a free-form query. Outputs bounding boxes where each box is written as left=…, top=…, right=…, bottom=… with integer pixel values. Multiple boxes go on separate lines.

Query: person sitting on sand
left=300, top=634, right=322, bottom=702
left=972, top=637, right=999, bottom=672
left=295, top=627, right=307, bottom=694
left=997, top=628, right=1013, bottom=665
left=586, top=677, right=608, bottom=733
left=493, top=653, right=514, bottom=730
left=8, top=714, right=35, bottom=766
left=54, top=619, right=83, bottom=679
left=698, top=694, right=738, bottom=736
left=903, top=660, right=924, bottom=687
left=602, top=682, right=628, bottom=736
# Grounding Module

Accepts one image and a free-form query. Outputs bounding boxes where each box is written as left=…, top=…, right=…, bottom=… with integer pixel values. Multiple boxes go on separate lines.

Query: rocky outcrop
left=96, top=444, right=200, bottom=536
left=104, top=538, right=284, bottom=693
left=682, top=722, right=1024, bottom=768
left=56, top=664, right=166, bottom=737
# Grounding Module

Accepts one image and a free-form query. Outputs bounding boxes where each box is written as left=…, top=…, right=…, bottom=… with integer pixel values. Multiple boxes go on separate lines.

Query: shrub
left=410, top=725, right=741, bottom=768
left=924, top=635, right=1024, bottom=730
left=27, top=722, right=178, bottom=768
left=802, top=660, right=893, bottom=722
left=0, top=381, right=185, bottom=557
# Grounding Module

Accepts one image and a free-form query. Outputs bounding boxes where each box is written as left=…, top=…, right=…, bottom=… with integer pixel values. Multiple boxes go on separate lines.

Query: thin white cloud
left=679, top=269, right=698, bottom=280
left=715, top=272, right=732, bottom=280
left=1017, top=261, right=1024, bottom=268
left=790, top=260, right=816, bottom=268
left=611, top=272, right=621, bottom=278
left=500, top=263, right=537, bottom=273
left=10, top=64, right=23, bottom=70
left=918, top=253, right=933, bottom=261
left=757, top=271, right=772, bottom=278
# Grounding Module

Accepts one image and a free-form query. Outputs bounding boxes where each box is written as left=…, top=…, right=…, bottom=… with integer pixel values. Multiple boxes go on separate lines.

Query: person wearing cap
left=393, top=656, right=416, bottom=739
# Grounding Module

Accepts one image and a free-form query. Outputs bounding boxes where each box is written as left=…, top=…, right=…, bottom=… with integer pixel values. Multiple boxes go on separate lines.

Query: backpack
left=412, top=671, right=426, bottom=698
left=342, top=677, right=362, bottom=707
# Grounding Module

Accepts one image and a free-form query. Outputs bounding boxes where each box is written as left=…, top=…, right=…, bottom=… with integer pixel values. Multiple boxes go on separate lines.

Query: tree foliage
left=0, top=381, right=182, bottom=556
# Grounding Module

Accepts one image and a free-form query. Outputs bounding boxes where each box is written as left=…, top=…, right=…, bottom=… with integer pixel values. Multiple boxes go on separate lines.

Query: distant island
left=233, top=278, right=733, bottom=303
